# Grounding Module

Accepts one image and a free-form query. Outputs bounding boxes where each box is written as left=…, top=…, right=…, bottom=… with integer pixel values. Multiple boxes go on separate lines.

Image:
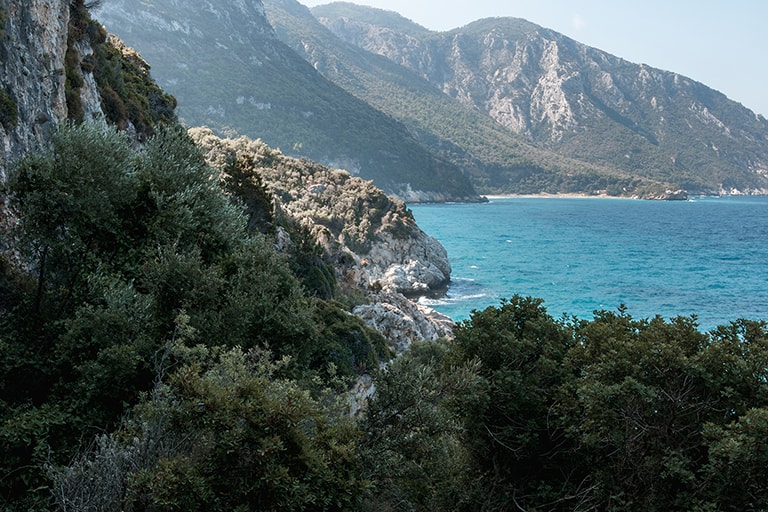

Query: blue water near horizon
left=409, top=196, right=768, bottom=331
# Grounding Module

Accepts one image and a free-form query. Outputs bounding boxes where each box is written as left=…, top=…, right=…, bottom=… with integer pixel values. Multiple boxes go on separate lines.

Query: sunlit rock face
left=1, top=0, right=69, bottom=177
left=0, top=0, right=109, bottom=178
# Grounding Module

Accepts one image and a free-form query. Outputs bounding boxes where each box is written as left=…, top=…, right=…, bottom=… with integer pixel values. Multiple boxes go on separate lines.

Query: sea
left=409, top=196, right=768, bottom=331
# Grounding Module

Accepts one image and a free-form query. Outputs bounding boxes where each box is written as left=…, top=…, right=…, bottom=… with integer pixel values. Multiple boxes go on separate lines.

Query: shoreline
left=483, top=192, right=632, bottom=200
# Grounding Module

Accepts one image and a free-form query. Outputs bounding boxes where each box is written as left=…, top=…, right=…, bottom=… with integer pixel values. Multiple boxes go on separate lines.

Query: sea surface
left=409, top=196, right=768, bottom=331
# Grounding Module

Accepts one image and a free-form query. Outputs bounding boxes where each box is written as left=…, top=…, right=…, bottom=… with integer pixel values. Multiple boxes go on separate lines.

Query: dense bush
left=2, top=122, right=767, bottom=510
left=50, top=346, right=365, bottom=511
left=0, top=123, right=382, bottom=510
left=358, top=298, right=768, bottom=511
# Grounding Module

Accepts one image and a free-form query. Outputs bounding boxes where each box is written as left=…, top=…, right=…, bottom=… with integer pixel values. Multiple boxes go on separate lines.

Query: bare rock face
left=353, top=291, right=453, bottom=352
left=0, top=0, right=104, bottom=178
left=0, top=0, right=69, bottom=178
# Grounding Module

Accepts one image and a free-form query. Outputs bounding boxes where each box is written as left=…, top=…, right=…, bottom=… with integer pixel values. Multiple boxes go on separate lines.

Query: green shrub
left=92, top=38, right=177, bottom=139
left=50, top=347, right=366, bottom=512
left=0, top=87, right=17, bottom=129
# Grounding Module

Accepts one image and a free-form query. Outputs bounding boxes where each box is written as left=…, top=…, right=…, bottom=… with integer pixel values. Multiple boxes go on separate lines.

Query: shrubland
left=0, top=123, right=766, bottom=511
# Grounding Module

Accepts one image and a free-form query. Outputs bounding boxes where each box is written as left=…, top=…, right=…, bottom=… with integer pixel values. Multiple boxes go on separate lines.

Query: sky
left=299, top=0, right=768, bottom=118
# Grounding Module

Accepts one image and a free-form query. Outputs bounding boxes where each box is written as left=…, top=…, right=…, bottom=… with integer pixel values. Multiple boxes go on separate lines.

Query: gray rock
left=353, top=291, right=453, bottom=353
left=0, top=0, right=106, bottom=179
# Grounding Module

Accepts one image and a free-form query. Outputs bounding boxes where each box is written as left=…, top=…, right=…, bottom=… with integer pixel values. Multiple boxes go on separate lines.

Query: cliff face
left=0, top=0, right=180, bottom=181
left=315, top=8, right=768, bottom=195
left=0, top=0, right=100, bottom=177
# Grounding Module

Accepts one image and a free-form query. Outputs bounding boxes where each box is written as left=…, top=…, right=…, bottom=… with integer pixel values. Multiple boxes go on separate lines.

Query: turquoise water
left=409, top=196, right=768, bottom=331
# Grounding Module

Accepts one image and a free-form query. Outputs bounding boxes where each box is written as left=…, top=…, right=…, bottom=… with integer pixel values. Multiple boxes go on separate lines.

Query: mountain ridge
left=95, top=0, right=482, bottom=203
left=313, top=2, right=768, bottom=196
left=265, top=0, right=673, bottom=197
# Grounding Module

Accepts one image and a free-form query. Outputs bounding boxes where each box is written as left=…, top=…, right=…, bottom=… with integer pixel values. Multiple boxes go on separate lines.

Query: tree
left=568, top=313, right=768, bottom=511
left=6, top=122, right=137, bottom=316
left=360, top=340, right=483, bottom=511
left=449, top=296, right=585, bottom=510
left=49, top=346, right=366, bottom=511
left=0, top=123, right=316, bottom=508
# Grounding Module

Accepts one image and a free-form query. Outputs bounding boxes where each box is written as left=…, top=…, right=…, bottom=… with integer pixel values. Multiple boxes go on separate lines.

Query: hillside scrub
left=65, top=0, right=176, bottom=135
left=1, top=124, right=767, bottom=510
left=0, top=122, right=385, bottom=509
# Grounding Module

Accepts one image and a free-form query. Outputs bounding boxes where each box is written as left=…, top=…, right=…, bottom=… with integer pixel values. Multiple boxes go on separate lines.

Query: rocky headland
left=0, top=0, right=454, bottom=356
left=191, top=128, right=455, bottom=350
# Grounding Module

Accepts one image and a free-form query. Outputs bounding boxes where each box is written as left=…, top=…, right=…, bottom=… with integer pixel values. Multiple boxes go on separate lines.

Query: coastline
left=483, top=192, right=633, bottom=200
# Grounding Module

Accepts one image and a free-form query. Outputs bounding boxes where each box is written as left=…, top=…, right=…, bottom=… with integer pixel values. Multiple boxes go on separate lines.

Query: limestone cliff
left=0, top=0, right=176, bottom=179
left=0, top=0, right=89, bottom=178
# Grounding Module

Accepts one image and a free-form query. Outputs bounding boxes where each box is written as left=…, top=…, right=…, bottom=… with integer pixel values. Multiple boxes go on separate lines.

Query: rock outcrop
left=0, top=0, right=81, bottom=177
left=191, top=127, right=452, bottom=295
left=353, top=291, right=453, bottom=352
left=652, top=189, right=689, bottom=201
left=191, top=127, right=455, bottom=349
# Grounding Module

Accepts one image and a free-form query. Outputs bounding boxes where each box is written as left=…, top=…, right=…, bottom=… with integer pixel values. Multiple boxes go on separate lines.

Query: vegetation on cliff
left=0, top=123, right=386, bottom=510
left=0, top=87, right=16, bottom=130
left=65, top=0, right=176, bottom=137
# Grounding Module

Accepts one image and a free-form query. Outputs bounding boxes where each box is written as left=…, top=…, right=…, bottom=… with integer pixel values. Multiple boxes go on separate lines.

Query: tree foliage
left=2, top=122, right=768, bottom=510
left=50, top=346, right=365, bottom=512
left=358, top=298, right=768, bottom=511
left=0, top=123, right=379, bottom=509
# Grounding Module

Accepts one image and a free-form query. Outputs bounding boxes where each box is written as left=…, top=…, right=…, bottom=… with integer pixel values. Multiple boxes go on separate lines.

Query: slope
left=94, top=0, right=480, bottom=202
left=266, top=0, right=669, bottom=196
left=314, top=3, right=768, bottom=195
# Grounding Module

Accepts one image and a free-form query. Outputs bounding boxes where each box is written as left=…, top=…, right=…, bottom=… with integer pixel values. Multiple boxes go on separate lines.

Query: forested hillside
left=3, top=142, right=767, bottom=510
left=265, top=0, right=668, bottom=197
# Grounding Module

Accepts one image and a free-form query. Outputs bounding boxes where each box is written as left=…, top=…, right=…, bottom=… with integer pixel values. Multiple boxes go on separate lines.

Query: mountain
left=94, top=0, right=480, bottom=202
left=313, top=3, right=768, bottom=195
left=264, top=0, right=669, bottom=198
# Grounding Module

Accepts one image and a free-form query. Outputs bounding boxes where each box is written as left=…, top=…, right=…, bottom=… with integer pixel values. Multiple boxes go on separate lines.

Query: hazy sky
left=300, top=0, right=768, bottom=117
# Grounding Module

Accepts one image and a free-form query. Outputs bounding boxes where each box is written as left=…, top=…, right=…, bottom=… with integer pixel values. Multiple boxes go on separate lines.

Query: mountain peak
left=315, top=4, right=768, bottom=195
left=311, top=2, right=431, bottom=36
